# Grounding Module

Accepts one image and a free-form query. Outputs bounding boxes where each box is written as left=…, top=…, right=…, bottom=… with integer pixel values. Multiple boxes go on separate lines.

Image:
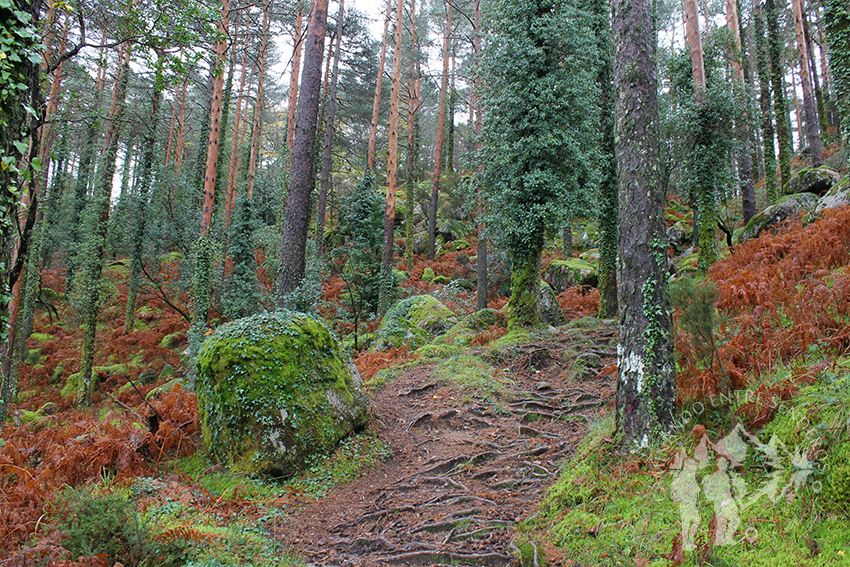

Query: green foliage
left=331, top=174, right=385, bottom=324
left=480, top=0, right=600, bottom=261
left=668, top=44, right=734, bottom=273
left=52, top=485, right=151, bottom=564
left=669, top=276, right=726, bottom=391
left=823, top=0, right=850, bottom=162
left=371, top=294, right=458, bottom=351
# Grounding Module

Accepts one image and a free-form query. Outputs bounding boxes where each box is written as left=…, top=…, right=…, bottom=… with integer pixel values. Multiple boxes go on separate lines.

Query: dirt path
left=275, top=326, right=617, bottom=566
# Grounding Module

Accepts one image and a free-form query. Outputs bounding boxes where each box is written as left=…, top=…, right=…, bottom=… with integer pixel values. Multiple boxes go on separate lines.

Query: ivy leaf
left=12, top=139, right=27, bottom=155
left=30, top=156, right=41, bottom=172
left=27, top=52, right=41, bottom=65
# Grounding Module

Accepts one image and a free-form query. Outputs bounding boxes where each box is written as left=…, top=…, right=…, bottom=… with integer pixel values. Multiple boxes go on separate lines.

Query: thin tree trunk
left=368, top=0, right=393, bottom=172
left=791, top=62, right=806, bottom=149
left=404, top=0, right=420, bottom=273
left=685, top=0, right=706, bottom=97
left=822, top=0, right=849, bottom=155
left=174, top=75, right=189, bottom=171
left=287, top=7, right=304, bottom=150
left=791, top=0, right=823, bottom=165
left=804, top=7, right=829, bottom=142
left=277, top=0, right=330, bottom=300
left=473, top=0, right=487, bottom=312
left=428, top=3, right=451, bottom=261
left=317, top=0, right=345, bottom=256
left=246, top=0, right=271, bottom=200
left=379, top=0, right=404, bottom=313
left=225, top=38, right=250, bottom=229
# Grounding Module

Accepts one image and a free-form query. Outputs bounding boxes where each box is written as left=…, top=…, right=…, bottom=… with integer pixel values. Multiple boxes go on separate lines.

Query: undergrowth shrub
left=51, top=486, right=151, bottom=565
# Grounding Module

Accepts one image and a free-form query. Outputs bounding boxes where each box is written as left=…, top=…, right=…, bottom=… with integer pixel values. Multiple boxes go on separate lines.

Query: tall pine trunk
left=277, top=0, right=330, bottom=300
left=379, top=0, right=404, bottom=313
left=613, top=0, right=676, bottom=446
left=822, top=0, right=849, bottom=157
left=473, top=0, right=487, bottom=312
left=404, top=0, right=420, bottom=273
left=246, top=0, right=271, bottom=200
left=792, top=0, right=823, bottom=165
left=755, top=3, right=778, bottom=204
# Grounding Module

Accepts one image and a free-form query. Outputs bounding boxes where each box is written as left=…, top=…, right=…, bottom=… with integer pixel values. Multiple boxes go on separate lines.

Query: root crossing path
left=275, top=327, right=617, bottom=566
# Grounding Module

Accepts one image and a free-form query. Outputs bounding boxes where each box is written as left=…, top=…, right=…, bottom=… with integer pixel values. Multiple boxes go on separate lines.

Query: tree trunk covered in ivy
left=429, top=4, right=452, bottom=261
left=246, top=0, right=270, bottom=201
left=791, top=0, right=823, bottom=166
left=77, top=44, right=131, bottom=407
left=823, top=0, right=850, bottom=158
left=765, top=0, right=793, bottom=189
left=726, top=0, right=756, bottom=223
left=804, top=9, right=829, bottom=144
left=317, top=0, right=345, bottom=256
left=125, top=56, right=165, bottom=333
left=277, top=0, right=329, bottom=300
left=755, top=3, right=778, bottom=204
left=380, top=0, right=403, bottom=314
left=586, top=0, right=618, bottom=319
left=613, top=0, right=676, bottom=445
left=225, top=39, right=250, bottom=230
left=480, top=0, right=598, bottom=329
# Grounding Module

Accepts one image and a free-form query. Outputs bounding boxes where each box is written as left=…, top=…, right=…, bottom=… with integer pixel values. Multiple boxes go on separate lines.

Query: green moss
left=545, top=258, right=598, bottom=291
left=196, top=311, right=368, bottom=477
left=421, top=267, right=436, bottom=282
left=432, top=354, right=513, bottom=406
left=432, top=275, right=448, bottom=284
left=29, top=332, right=54, bottom=343
left=371, top=295, right=458, bottom=351
left=508, top=249, right=543, bottom=328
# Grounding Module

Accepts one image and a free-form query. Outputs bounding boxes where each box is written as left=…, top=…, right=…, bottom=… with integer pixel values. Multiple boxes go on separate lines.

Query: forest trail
left=274, top=325, right=617, bottom=566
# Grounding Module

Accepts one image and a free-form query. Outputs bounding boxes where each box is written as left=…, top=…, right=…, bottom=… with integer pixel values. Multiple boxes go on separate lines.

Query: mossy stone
left=544, top=258, right=598, bottom=292
left=196, top=311, right=369, bottom=477
left=432, top=275, right=449, bottom=284
left=421, top=267, right=436, bottom=282
left=737, top=192, right=818, bottom=243
left=29, top=332, right=54, bottom=343
left=25, top=349, right=41, bottom=365
left=371, top=295, right=458, bottom=351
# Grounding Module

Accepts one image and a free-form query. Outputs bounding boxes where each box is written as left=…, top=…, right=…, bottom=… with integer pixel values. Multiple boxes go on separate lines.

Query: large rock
left=738, top=193, right=818, bottom=243
left=544, top=258, right=598, bottom=292
left=787, top=167, right=842, bottom=196
left=371, top=295, right=458, bottom=351
left=196, top=311, right=368, bottom=477
left=816, top=178, right=850, bottom=213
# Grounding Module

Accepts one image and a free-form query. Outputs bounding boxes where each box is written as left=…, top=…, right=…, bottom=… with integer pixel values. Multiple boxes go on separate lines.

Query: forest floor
left=274, top=325, right=617, bottom=566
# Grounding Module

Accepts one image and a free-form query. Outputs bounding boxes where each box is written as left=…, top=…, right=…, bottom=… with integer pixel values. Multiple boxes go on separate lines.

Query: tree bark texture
left=791, top=0, right=823, bottom=165
left=507, top=248, right=541, bottom=328
left=317, top=0, right=345, bottom=256
left=428, top=4, right=451, bottom=261
left=225, top=39, right=250, bottom=229
left=199, top=0, right=230, bottom=237
left=473, top=0, right=487, bottom=312
left=404, top=0, right=419, bottom=273
left=380, top=0, right=404, bottom=313
left=613, top=0, right=676, bottom=445
left=277, top=0, right=330, bottom=301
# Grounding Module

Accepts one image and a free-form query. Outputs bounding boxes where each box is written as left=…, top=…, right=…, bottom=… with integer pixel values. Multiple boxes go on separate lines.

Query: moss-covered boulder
left=196, top=311, right=369, bottom=477
left=434, top=308, right=508, bottom=347
left=371, top=295, right=458, bottom=351
left=737, top=193, right=818, bottom=244
left=816, top=177, right=850, bottom=213
left=787, top=166, right=842, bottom=196
left=421, top=268, right=436, bottom=282
left=540, top=281, right=567, bottom=327
left=544, top=259, right=598, bottom=293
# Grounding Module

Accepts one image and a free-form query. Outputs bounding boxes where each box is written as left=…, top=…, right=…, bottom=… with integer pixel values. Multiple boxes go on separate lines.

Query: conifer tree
left=823, top=0, right=850, bottom=158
